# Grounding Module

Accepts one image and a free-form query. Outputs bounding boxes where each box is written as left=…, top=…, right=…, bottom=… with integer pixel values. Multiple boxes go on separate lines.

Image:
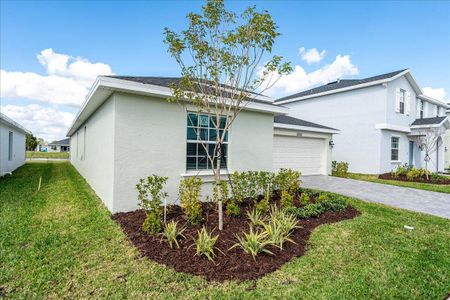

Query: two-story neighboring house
left=275, top=69, right=449, bottom=174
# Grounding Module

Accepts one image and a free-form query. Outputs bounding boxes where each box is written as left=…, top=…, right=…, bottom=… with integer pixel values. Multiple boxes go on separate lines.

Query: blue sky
left=1, top=0, right=449, bottom=141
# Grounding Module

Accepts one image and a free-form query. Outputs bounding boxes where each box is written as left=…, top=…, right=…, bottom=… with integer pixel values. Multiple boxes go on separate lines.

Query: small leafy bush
left=247, top=208, right=266, bottom=227
left=230, top=227, right=273, bottom=260
left=280, top=190, right=294, bottom=209
left=317, top=193, right=330, bottom=203
left=299, top=193, right=310, bottom=206
left=161, top=220, right=186, bottom=248
left=179, top=176, right=203, bottom=225
left=256, top=196, right=270, bottom=214
left=226, top=200, right=240, bottom=217
left=406, top=167, right=429, bottom=179
left=295, top=203, right=325, bottom=219
left=320, top=197, right=348, bottom=212
left=331, top=161, right=349, bottom=178
left=274, top=168, right=301, bottom=194
left=392, top=163, right=409, bottom=178
left=136, top=175, right=168, bottom=235
left=430, top=172, right=445, bottom=181
left=194, top=226, right=219, bottom=261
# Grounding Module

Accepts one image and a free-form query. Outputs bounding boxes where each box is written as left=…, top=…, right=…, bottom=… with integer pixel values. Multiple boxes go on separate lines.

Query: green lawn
left=348, top=173, right=450, bottom=194
left=1, top=163, right=449, bottom=299
left=26, top=151, right=70, bottom=159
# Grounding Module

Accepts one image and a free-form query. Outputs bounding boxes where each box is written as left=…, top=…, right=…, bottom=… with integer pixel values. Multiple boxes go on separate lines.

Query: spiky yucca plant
left=194, top=226, right=219, bottom=261
left=160, top=220, right=186, bottom=248
left=230, top=227, right=273, bottom=260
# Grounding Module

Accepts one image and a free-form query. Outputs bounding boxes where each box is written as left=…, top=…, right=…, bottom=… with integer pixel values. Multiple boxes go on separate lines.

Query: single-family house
left=67, top=76, right=336, bottom=213
left=48, top=138, right=70, bottom=152
left=0, top=112, right=31, bottom=176
left=275, top=69, right=450, bottom=174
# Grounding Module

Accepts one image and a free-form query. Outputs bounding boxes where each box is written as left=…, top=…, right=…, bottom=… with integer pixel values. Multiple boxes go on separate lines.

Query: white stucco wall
left=108, top=92, right=274, bottom=213
left=0, top=123, right=26, bottom=176
left=284, top=84, right=387, bottom=174
left=70, top=95, right=116, bottom=211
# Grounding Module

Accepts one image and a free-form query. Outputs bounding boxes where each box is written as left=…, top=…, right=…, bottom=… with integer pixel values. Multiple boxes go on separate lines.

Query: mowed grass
left=26, top=151, right=70, bottom=159
left=1, top=163, right=449, bottom=299
left=348, top=173, right=450, bottom=194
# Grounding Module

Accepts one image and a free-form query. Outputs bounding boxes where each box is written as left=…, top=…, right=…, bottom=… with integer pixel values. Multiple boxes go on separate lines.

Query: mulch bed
left=379, top=173, right=450, bottom=185
left=113, top=198, right=359, bottom=282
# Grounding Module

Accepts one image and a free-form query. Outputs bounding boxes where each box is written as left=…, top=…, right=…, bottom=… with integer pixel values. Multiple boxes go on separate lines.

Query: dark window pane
left=187, top=157, right=197, bottom=170
left=220, top=130, right=228, bottom=142
left=198, top=144, right=207, bottom=156
left=220, top=158, right=227, bottom=168
left=199, top=115, right=209, bottom=127
left=187, top=143, right=197, bottom=156
left=208, top=144, right=217, bottom=156
left=220, top=117, right=227, bottom=129
left=187, top=128, right=197, bottom=140
left=198, top=156, right=208, bottom=169
left=209, top=129, right=217, bottom=141
left=199, top=128, right=208, bottom=141
left=222, top=144, right=227, bottom=156
left=210, top=115, right=217, bottom=128
left=187, top=113, right=198, bottom=126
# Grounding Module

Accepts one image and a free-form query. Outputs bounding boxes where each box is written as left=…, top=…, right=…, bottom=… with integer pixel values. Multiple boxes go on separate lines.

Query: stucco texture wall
left=0, top=123, right=26, bottom=176
left=285, top=85, right=387, bottom=174
left=111, top=92, right=275, bottom=213
left=70, top=95, right=116, bottom=211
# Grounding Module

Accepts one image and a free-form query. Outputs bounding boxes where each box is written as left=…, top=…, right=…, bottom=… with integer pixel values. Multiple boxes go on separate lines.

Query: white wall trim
left=273, top=123, right=339, bottom=134
left=375, top=123, right=411, bottom=133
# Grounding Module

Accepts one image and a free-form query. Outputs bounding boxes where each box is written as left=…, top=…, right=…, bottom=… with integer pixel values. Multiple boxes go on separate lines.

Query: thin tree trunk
left=216, top=152, right=223, bottom=230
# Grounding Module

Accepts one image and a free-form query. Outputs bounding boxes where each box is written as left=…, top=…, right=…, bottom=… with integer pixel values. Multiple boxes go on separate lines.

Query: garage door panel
left=273, top=135, right=325, bottom=175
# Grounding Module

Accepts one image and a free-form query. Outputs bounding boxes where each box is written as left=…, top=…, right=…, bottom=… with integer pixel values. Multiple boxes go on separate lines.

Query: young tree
left=410, top=127, right=444, bottom=178
left=164, top=0, right=291, bottom=230
left=26, top=133, right=38, bottom=151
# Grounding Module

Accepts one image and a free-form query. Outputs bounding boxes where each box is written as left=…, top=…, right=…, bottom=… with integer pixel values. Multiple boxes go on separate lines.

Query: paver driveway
left=302, top=175, right=450, bottom=219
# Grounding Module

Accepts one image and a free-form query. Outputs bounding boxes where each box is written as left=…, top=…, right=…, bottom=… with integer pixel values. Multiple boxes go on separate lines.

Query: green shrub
left=136, top=175, right=168, bottom=235
left=280, top=190, right=294, bottom=209
left=392, top=163, right=409, bottom=178
left=256, top=171, right=275, bottom=197
left=179, top=177, right=203, bottom=225
left=299, top=193, right=310, bottom=206
left=247, top=208, right=266, bottom=227
left=274, top=168, right=301, bottom=194
left=230, top=227, right=272, bottom=260
left=320, top=197, right=348, bottom=212
left=142, top=211, right=162, bottom=235
left=430, top=172, right=445, bottom=181
left=296, top=203, right=325, bottom=219
left=161, top=220, right=186, bottom=248
left=226, top=200, right=240, bottom=217
left=194, top=226, right=219, bottom=261
left=331, top=161, right=349, bottom=178
left=317, top=193, right=330, bottom=203
left=256, top=196, right=269, bottom=214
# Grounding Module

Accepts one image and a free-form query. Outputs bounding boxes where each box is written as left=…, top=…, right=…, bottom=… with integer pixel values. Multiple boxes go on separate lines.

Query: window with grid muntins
left=391, top=137, right=399, bottom=161
left=186, top=112, right=228, bottom=170
left=399, top=89, right=405, bottom=114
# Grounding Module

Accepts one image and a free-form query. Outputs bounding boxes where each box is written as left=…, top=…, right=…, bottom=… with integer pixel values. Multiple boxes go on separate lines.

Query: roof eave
left=67, top=76, right=288, bottom=136
left=274, top=122, right=339, bottom=134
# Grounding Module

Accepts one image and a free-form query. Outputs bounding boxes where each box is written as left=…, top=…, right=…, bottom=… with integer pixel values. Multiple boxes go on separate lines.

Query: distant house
left=66, top=76, right=336, bottom=213
left=48, top=138, right=70, bottom=152
left=0, top=113, right=31, bottom=176
left=276, top=69, right=450, bottom=174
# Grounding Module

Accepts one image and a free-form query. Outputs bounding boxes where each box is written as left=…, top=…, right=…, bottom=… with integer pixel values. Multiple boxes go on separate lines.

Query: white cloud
left=423, top=87, right=447, bottom=102
left=1, top=104, right=75, bottom=142
left=1, top=48, right=113, bottom=107
left=298, top=47, right=326, bottom=64
left=263, top=54, right=359, bottom=97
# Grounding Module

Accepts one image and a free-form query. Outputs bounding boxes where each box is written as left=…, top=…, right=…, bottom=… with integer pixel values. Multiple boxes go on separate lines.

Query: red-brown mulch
left=379, top=173, right=450, bottom=185
left=112, top=200, right=359, bottom=282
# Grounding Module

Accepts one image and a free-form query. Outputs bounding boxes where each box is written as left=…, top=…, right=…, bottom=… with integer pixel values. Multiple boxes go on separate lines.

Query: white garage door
left=273, top=135, right=326, bottom=175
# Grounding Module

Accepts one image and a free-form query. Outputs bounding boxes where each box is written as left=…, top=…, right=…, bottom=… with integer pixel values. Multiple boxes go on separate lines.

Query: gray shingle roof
left=275, top=69, right=407, bottom=102
left=49, top=138, right=70, bottom=146
left=106, top=76, right=273, bottom=105
left=274, top=115, right=337, bottom=131
left=411, top=116, right=447, bottom=126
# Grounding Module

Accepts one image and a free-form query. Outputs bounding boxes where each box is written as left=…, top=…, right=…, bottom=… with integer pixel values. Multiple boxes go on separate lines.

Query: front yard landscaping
left=1, top=162, right=449, bottom=299
left=348, top=173, right=450, bottom=194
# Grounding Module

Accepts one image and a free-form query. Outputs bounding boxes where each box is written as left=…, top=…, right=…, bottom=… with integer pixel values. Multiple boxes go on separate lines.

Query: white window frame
left=391, top=136, right=400, bottom=162
left=419, top=100, right=424, bottom=119
left=399, top=89, right=405, bottom=114
left=186, top=112, right=229, bottom=171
